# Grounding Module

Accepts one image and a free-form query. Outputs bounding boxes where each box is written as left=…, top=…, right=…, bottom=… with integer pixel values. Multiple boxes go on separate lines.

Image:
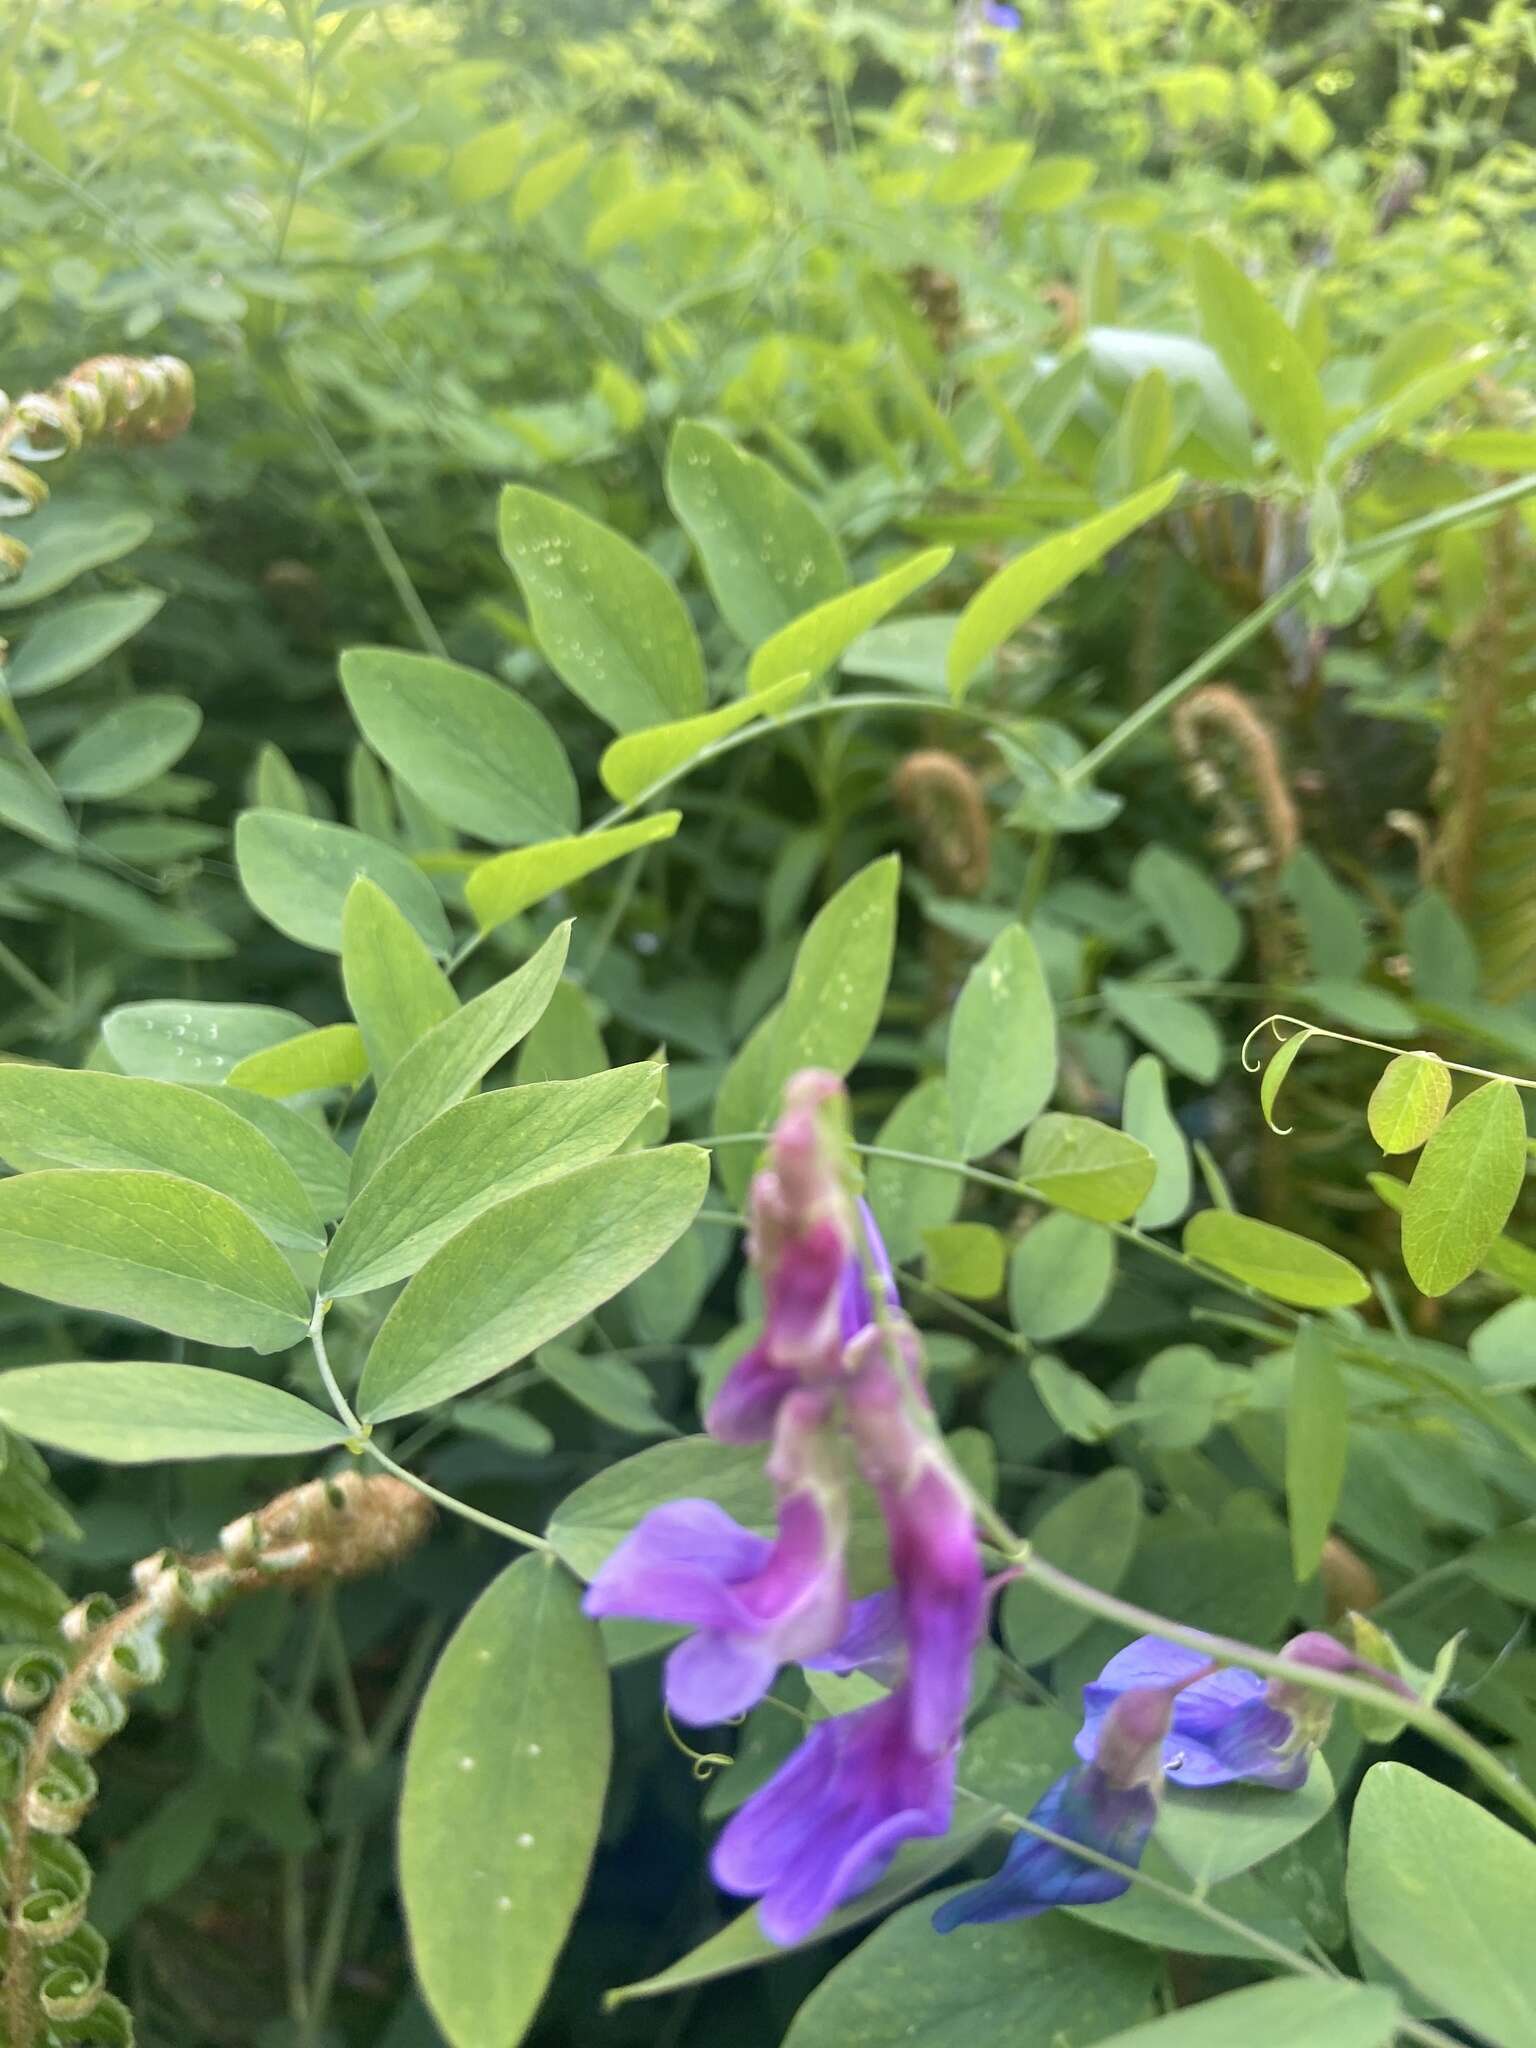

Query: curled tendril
left=662, top=1707, right=736, bottom=1783
left=0, top=353, right=195, bottom=582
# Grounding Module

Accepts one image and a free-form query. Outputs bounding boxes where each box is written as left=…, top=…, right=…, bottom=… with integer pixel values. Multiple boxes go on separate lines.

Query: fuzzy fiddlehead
left=1, top=1473, right=432, bottom=2048
left=0, top=354, right=194, bottom=583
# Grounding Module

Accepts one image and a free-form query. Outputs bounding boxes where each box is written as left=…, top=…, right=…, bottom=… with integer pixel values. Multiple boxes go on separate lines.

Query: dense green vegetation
left=3, top=3, right=1536, bottom=2045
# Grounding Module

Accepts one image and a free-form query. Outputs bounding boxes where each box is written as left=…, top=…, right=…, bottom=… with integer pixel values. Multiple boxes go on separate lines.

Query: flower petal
left=932, top=1765, right=1156, bottom=1930
left=582, top=1501, right=770, bottom=1629
left=665, top=1631, right=779, bottom=1726
left=705, top=1343, right=800, bottom=1444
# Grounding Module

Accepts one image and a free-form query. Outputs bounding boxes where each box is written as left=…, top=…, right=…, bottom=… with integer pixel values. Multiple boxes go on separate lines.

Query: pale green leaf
left=0, top=1169, right=310, bottom=1352
left=1348, top=1763, right=1536, bottom=2047
left=103, top=1001, right=306, bottom=1083
left=947, top=924, right=1057, bottom=1158
left=1367, top=1053, right=1452, bottom=1154
left=235, top=810, right=451, bottom=957
left=748, top=548, right=951, bottom=694
left=1401, top=1079, right=1527, bottom=1297
left=449, top=117, right=526, bottom=203
left=1030, top=1354, right=1118, bottom=1442
left=1188, top=240, right=1327, bottom=480
left=867, top=1078, right=962, bottom=1265
left=1093, top=1977, right=1397, bottom=2048
left=1158, top=1754, right=1335, bottom=1888
left=1183, top=1211, right=1370, bottom=1308
left=1121, top=1055, right=1191, bottom=1228
left=0, top=506, right=153, bottom=611
left=0, top=1066, right=322, bottom=1251
left=0, top=1363, right=346, bottom=1463
left=1130, top=846, right=1243, bottom=979
left=947, top=476, right=1181, bottom=697
left=665, top=419, right=847, bottom=647
left=54, top=696, right=201, bottom=800
left=348, top=923, right=570, bottom=1193
left=1009, top=1211, right=1115, bottom=1341
left=226, top=1023, right=368, bottom=1098
left=923, top=1222, right=1005, bottom=1300
left=465, top=814, right=681, bottom=934
left=498, top=486, right=705, bottom=732
left=1103, top=980, right=1222, bottom=1084
left=511, top=140, right=591, bottom=225
left=0, top=755, right=75, bottom=850
left=322, top=1065, right=662, bottom=1297
left=1258, top=1027, right=1316, bottom=1135
left=357, top=1146, right=709, bottom=1421
left=781, top=1888, right=1157, bottom=2048
left=1286, top=1322, right=1348, bottom=1580
left=598, top=675, right=811, bottom=803
left=340, top=647, right=577, bottom=846
left=5, top=590, right=165, bottom=697
left=341, top=877, right=457, bottom=1085
left=1019, top=1114, right=1157, bottom=1222
left=768, top=854, right=900, bottom=1099
left=1002, top=1468, right=1142, bottom=1663
left=400, top=1555, right=610, bottom=2048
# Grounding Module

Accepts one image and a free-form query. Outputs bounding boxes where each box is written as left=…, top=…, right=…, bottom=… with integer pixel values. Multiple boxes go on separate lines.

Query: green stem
left=1070, top=472, right=1536, bottom=786
left=0, top=932, right=66, bottom=1018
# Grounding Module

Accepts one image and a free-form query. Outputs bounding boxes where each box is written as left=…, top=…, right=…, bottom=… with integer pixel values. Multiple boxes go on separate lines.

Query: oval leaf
left=103, top=1000, right=308, bottom=1083
left=1367, top=1052, right=1452, bottom=1155
left=748, top=546, right=951, bottom=695
left=348, top=922, right=570, bottom=1193
left=465, top=813, right=681, bottom=935
left=1019, top=1114, right=1157, bottom=1222
left=322, top=1065, right=662, bottom=1297
left=947, top=923, right=1057, bottom=1159
left=340, top=647, right=577, bottom=846
left=6, top=589, right=165, bottom=697
left=226, top=1023, right=369, bottom=1098
left=1121, top=1055, right=1191, bottom=1228
left=0, top=1363, right=346, bottom=1463
left=498, top=486, right=705, bottom=732
left=1258, top=1026, right=1315, bottom=1135
left=235, top=810, right=451, bottom=957
left=341, top=876, right=458, bottom=1085
left=948, top=476, right=1181, bottom=697
left=54, top=695, right=201, bottom=800
left=400, top=1555, right=611, bottom=2048
left=0, top=1066, right=322, bottom=1251
left=1002, top=1468, right=1143, bottom=1664
left=0, top=1169, right=310, bottom=1352
left=1286, top=1321, right=1348, bottom=1581
left=1348, top=1763, right=1536, bottom=2047
left=1009, top=1211, right=1116, bottom=1342
left=1183, top=1211, right=1370, bottom=1309
left=598, top=674, right=811, bottom=803
left=1189, top=239, right=1327, bottom=481
left=357, top=1145, right=709, bottom=1421
left=1401, top=1078, right=1526, bottom=1297
left=1093, top=1977, right=1398, bottom=2048
left=665, top=419, right=847, bottom=647
left=769, top=854, right=901, bottom=1100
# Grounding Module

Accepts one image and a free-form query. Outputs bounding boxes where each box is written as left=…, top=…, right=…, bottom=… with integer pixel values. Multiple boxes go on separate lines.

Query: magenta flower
left=712, top=1691, right=956, bottom=1945
left=934, top=1686, right=1172, bottom=1930
left=583, top=1390, right=849, bottom=1724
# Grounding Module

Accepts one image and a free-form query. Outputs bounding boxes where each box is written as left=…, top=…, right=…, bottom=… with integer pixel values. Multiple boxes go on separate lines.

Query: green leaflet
left=1347, top=1764, right=1536, bottom=2047
left=665, top=419, right=847, bottom=647
left=1188, top=239, right=1327, bottom=481
left=348, top=922, right=570, bottom=1194
left=947, top=477, right=1181, bottom=696
left=1019, top=1114, right=1157, bottom=1222
left=0, top=1065, right=322, bottom=1251
left=0, top=1169, right=310, bottom=1353
left=766, top=853, right=900, bottom=1101
left=1002, top=1467, right=1142, bottom=1663
left=5, top=589, right=165, bottom=697
left=748, top=547, right=951, bottom=694
left=322, top=1065, right=662, bottom=1297
left=1400, top=1079, right=1526, bottom=1296
left=235, top=809, right=452, bottom=958
left=1286, top=1321, right=1349, bottom=1580
left=1184, top=1211, right=1370, bottom=1309
left=400, top=1556, right=611, bottom=2048
left=341, top=877, right=458, bottom=1084
left=54, top=694, right=201, bottom=800
left=1009, top=1211, right=1116, bottom=1341
left=226, top=1023, right=368, bottom=1097
left=946, top=923, right=1057, bottom=1158
left=356, top=1145, right=709, bottom=1421
left=0, top=1363, right=347, bottom=1462
left=465, top=813, right=681, bottom=933
left=598, top=674, right=811, bottom=802
left=1366, top=1052, right=1452, bottom=1154
left=340, top=647, right=577, bottom=846
left=498, top=486, right=705, bottom=732
left=1093, top=1978, right=1397, bottom=2048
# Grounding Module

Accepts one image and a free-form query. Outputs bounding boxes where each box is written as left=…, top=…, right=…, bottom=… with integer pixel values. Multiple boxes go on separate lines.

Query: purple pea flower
left=934, top=1685, right=1172, bottom=1930
left=1077, top=1630, right=1393, bottom=1790
left=983, top=1, right=1021, bottom=27
left=583, top=1390, right=849, bottom=1724
left=712, top=1690, right=956, bottom=1945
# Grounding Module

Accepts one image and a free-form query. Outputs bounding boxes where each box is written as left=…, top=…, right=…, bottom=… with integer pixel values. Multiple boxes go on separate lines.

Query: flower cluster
left=935, top=1629, right=1390, bottom=1928
left=585, top=1068, right=1382, bottom=1948
left=584, top=1069, right=987, bottom=1943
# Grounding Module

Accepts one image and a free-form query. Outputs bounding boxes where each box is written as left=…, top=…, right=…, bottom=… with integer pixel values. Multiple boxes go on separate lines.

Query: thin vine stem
left=307, top=1303, right=553, bottom=1553
left=1069, top=470, right=1536, bottom=786
left=1241, top=1012, right=1536, bottom=1091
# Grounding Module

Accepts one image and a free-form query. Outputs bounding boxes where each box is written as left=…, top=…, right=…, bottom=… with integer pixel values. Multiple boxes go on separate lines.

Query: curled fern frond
left=0, top=354, right=194, bottom=582
left=1, top=1470, right=432, bottom=2048
left=1172, top=681, right=1300, bottom=881
left=892, top=749, right=991, bottom=895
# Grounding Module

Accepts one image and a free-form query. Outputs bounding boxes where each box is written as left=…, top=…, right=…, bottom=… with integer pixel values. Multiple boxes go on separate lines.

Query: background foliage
left=3, top=1, right=1536, bottom=2044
